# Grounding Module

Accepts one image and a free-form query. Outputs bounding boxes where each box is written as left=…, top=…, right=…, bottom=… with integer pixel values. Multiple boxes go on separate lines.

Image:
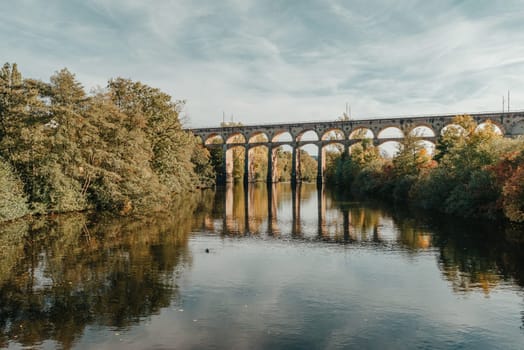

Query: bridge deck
left=188, top=111, right=524, bottom=143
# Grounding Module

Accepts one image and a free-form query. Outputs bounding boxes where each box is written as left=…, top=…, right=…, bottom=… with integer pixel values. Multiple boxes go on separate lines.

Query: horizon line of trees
left=324, top=115, right=524, bottom=223
left=0, top=63, right=215, bottom=222
left=2, top=62, right=523, bottom=224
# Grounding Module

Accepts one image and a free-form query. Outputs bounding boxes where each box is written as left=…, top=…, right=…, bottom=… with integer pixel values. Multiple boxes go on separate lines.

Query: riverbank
left=324, top=115, right=524, bottom=223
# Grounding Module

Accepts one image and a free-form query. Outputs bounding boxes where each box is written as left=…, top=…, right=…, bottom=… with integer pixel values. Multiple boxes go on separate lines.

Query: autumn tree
left=0, top=157, right=28, bottom=221
left=299, top=150, right=318, bottom=182
left=0, top=63, right=215, bottom=220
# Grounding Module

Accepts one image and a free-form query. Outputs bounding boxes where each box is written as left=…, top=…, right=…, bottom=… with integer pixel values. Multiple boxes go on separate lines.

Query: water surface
left=1, top=183, right=524, bottom=349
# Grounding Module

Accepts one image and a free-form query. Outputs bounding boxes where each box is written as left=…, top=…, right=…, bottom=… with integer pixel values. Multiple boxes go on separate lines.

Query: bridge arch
left=296, top=129, right=320, bottom=142
left=409, top=125, right=436, bottom=137
left=377, top=126, right=404, bottom=139
left=272, top=130, right=293, bottom=143
left=226, top=132, right=247, bottom=144
left=475, top=118, right=505, bottom=135
left=321, top=128, right=346, bottom=141
left=441, top=123, right=467, bottom=136
left=349, top=127, right=374, bottom=139
left=476, top=121, right=503, bottom=135
left=204, top=133, right=225, bottom=145
left=248, top=131, right=269, bottom=143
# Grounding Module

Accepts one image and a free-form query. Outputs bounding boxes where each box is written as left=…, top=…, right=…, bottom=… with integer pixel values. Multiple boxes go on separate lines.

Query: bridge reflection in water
left=198, top=183, right=433, bottom=248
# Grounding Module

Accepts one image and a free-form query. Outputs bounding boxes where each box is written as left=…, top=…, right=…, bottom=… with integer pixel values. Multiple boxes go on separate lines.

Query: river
left=1, top=183, right=523, bottom=349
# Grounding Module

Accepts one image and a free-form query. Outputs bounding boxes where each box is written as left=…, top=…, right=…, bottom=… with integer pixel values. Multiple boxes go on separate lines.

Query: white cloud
left=1, top=0, right=523, bottom=127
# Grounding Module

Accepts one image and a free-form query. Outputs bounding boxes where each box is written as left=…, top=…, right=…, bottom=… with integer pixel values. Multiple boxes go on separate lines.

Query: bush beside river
left=325, top=115, right=524, bottom=222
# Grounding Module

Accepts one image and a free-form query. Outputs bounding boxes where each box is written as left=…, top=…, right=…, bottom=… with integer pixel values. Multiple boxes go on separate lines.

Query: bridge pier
left=317, top=144, right=324, bottom=184
left=291, top=182, right=301, bottom=235
left=317, top=183, right=327, bottom=236
left=225, top=145, right=234, bottom=183
left=267, top=182, right=278, bottom=235
left=243, top=144, right=250, bottom=185
left=291, top=144, right=301, bottom=184
left=267, top=144, right=277, bottom=183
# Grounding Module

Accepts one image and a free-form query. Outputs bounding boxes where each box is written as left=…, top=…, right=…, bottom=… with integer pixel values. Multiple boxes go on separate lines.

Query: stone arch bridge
left=189, top=111, right=524, bottom=184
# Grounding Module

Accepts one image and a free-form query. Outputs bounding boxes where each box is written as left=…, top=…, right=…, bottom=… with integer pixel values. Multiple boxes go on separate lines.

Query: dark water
left=1, top=183, right=524, bottom=349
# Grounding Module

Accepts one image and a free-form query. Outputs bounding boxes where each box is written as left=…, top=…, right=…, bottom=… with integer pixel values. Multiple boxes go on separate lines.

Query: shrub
left=502, top=166, right=524, bottom=222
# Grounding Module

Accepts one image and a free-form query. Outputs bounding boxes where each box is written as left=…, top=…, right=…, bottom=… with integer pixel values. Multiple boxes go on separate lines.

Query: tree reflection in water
left=1, top=184, right=524, bottom=348
left=0, top=194, right=209, bottom=348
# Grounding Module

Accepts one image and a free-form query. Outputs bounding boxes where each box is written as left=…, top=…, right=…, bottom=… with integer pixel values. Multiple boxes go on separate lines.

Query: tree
left=502, top=165, right=524, bottom=222
left=0, top=157, right=28, bottom=221
left=299, top=150, right=318, bottom=182
left=0, top=63, right=53, bottom=210
left=434, top=114, right=476, bottom=162
left=275, top=149, right=292, bottom=182
left=49, top=68, right=86, bottom=107
left=0, top=63, right=215, bottom=219
left=209, top=142, right=225, bottom=183
left=0, top=63, right=24, bottom=144
left=248, top=134, right=269, bottom=182
left=393, top=133, right=432, bottom=177
left=108, top=78, right=195, bottom=194
left=190, top=144, right=215, bottom=187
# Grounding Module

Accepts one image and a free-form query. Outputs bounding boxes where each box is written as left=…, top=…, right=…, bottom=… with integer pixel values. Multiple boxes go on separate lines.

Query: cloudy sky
left=2, top=0, right=524, bottom=127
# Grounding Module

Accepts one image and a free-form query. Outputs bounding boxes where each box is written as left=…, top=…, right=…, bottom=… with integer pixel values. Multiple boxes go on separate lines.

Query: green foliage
left=248, top=134, right=269, bottom=182
left=276, top=149, right=292, bottom=182
left=502, top=165, right=524, bottom=222
left=0, top=157, right=28, bottom=221
left=274, top=149, right=317, bottom=182
left=210, top=151, right=225, bottom=183
left=191, top=144, right=216, bottom=188
left=443, top=169, right=500, bottom=219
left=491, top=142, right=524, bottom=222
left=107, top=78, right=197, bottom=194
left=0, top=63, right=213, bottom=221
left=408, top=168, right=454, bottom=210
left=393, top=134, right=432, bottom=177
left=299, top=150, right=317, bottom=182
left=326, top=140, right=387, bottom=197
left=325, top=115, right=524, bottom=222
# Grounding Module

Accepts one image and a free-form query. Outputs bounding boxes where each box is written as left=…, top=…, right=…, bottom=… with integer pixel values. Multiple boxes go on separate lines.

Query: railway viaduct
left=189, top=111, right=524, bottom=184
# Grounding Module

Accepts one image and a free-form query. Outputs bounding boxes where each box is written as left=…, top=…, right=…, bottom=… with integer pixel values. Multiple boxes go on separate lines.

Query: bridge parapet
left=190, top=111, right=524, bottom=144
